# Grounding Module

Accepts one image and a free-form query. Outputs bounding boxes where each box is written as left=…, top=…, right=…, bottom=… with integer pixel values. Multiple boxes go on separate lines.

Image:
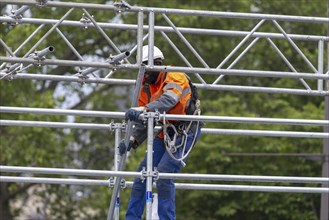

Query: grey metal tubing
left=272, top=20, right=318, bottom=73
left=136, top=11, right=144, bottom=65
left=213, top=37, right=261, bottom=84
left=114, top=124, right=122, bottom=220
left=55, top=28, right=84, bottom=61
left=1, top=166, right=328, bottom=184
left=2, top=0, right=329, bottom=24
left=1, top=107, right=328, bottom=126
left=6, top=63, right=21, bottom=72
left=318, top=40, right=324, bottom=91
left=0, top=176, right=109, bottom=186
left=0, top=72, right=135, bottom=84
left=14, top=24, right=46, bottom=55
left=35, top=46, right=55, bottom=58
left=146, top=113, right=155, bottom=219
left=0, top=24, right=45, bottom=69
left=107, top=65, right=146, bottom=220
left=202, top=128, right=328, bottom=138
left=129, top=34, right=149, bottom=62
left=0, top=72, right=327, bottom=96
left=216, top=19, right=265, bottom=70
left=160, top=31, right=206, bottom=84
left=81, top=8, right=123, bottom=59
left=1, top=120, right=328, bottom=138
left=109, top=51, right=130, bottom=64
left=0, top=120, right=111, bottom=130
left=173, top=183, right=328, bottom=193
left=0, top=39, right=14, bottom=57
left=1, top=58, right=329, bottom=81
left=12, top=5, right=30, bottom=16
left=0, top=166, right=140, bottom=178
left=227, top=38, right=260, bottom=69
left=162, top=13, right=209, bottom=68
left=266, top=38, right=311, bottom=90
left=0, top=17, right=327, bottom=42
left=23, top=8, right=74, bottom=58
left=79, top=67, right=99, bottom=76
left=147, top=11, right=155, bottom=65
left=1, top=176, right=327, bottom=193
left=196, top=83, right=328, bottom=96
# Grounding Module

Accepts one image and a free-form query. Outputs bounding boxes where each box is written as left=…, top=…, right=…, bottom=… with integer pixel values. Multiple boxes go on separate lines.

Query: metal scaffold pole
left=1, top=1, right=329, bottom=219
left=106, top=65, right=146, bottom=220
left=320, top=4, right=329, bottom=218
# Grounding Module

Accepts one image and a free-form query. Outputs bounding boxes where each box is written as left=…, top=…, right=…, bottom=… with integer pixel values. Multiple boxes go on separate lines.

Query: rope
left=162, top=100, right=201, bottom=166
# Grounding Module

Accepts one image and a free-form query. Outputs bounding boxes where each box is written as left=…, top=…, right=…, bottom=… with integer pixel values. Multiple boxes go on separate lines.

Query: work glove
left=125, top=106, right=146, bottom=121
left=118, top=137, right=138, bottom=156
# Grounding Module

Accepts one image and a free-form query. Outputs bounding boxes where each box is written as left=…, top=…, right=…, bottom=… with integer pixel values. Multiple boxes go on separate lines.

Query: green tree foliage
left=0, top=0, right=327, bottom=219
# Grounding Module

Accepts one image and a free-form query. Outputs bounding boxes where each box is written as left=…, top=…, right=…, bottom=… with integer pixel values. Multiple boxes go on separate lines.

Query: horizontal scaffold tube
left=0, top=73, right=326, bottom=96
left=1, top=106, right=328, bottom=126
left=1, top=166, right=328, bottom=184
left=0, top=176, right=328, bottom=194
left=1, top=0, right=329, bottom=24
left=1, top=120, right=328, bottom=138
left=1, top=176, right=327, bottom=193
left=0, top=17, right=327, bottom=42
left=1, top=58, right=329, bottom=80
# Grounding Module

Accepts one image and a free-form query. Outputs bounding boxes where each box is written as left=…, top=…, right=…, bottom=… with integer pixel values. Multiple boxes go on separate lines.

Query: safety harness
left=162, top=80, right=202, bottom=166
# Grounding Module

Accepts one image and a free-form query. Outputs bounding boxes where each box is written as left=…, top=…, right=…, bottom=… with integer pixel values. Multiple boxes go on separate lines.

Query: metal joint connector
left=108, top=177, right=115, bottom=189
left=77, top=74, right=88, bottom=85
left=109, top=122, right=126, bottom=133
left=36, top=0, right=48, bottom=7
left=108, top=121, right=116, bottom=132
left=141, top=167, right=147, bottom=183
left=140, top=110, right=149, bottom=122
left=120, top=179, right=126, bottom=190
left=80, top=13, right=92, bottom=29
left=153, top=167, right=159, bottom=181
left=154, top=110, right=161, bottom=122
left=29, top=46, right=55, bottom=66
left=108, top=51, right=130, bottom=65
left=114, top=0, right=131, bottom=13
left=140, top=167, right=159, bottom=182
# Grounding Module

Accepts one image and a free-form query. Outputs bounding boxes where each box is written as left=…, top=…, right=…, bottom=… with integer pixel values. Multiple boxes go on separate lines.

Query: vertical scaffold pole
left=107, top=65, right=145, bottom=220
left=320, top=13, right=329, bottom=219
left=147, top=11, right=155, bottom=65
left=145, top=113, right=155, bottom=219
left=318, top=40, right=324, bottom=91
left=114, top=123, right=122, bottom=220
left=107, top=10, right=145, bottom=220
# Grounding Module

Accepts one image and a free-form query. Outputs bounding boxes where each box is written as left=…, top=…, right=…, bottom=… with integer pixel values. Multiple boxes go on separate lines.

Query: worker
left=118, top=45, right=202, bottom=220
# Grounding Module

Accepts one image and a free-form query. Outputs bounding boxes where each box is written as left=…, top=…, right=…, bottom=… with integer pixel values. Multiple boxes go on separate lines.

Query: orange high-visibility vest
left=138, top=71, right=192, bottom=115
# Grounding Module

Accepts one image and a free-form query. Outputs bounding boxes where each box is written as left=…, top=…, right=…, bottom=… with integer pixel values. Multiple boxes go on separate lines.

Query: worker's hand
left=125, top=106, right=146, bottom=121
left=118, top=137, right=138, bottom=156
left=118, top=140, right=127, bottom=155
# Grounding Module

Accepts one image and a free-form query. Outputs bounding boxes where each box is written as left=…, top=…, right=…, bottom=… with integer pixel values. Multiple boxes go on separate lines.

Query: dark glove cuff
left=129, top=140, right=139, bottom=150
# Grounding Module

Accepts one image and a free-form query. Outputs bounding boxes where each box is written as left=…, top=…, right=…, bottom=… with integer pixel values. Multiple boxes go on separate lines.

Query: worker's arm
left=146, top=74, right=185, bottom=112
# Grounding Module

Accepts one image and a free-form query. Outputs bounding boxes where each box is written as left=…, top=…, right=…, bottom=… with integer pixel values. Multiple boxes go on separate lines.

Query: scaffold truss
left=0, top=1, right=328, bottom=220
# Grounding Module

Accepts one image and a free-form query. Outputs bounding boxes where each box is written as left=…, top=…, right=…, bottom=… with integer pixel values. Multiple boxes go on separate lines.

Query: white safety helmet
left=141, top=45, right=164, bottom=62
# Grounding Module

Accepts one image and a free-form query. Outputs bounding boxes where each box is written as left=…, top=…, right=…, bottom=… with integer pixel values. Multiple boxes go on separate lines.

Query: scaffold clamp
left=108, top=177, right=115, bottom=189
left=80, top=13, right=92, bottom=29
left=120, top=178, right=127, bottom=190
left=141, top=167, right=159, bottom=182
left=114, top=0, right=131, bottom=12
left=108, top=121, right=126, bottom=133
left=36, top=0, right=48, bottom=7
left=28, top=46, right=55, bottom=66
left=153, top=167, right=159, bottom=182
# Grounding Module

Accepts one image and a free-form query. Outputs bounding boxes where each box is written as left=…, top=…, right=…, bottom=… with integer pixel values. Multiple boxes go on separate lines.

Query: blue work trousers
left=125, top=128, right=201, bottom=220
